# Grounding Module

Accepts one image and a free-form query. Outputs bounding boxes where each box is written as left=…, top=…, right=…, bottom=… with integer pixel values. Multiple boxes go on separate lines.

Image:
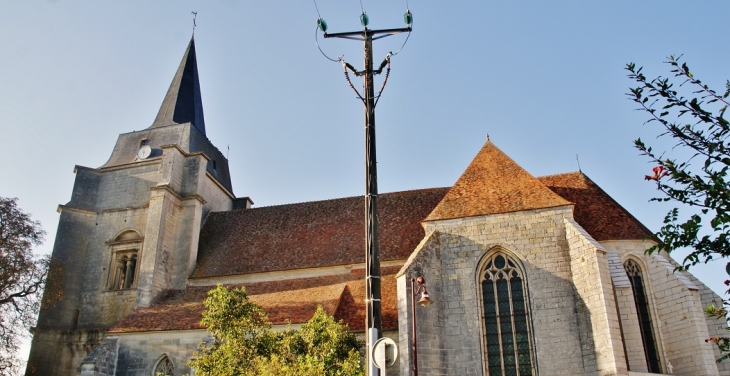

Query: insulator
left=404, top=10, right=413, bottom=26
left=317, top=18, right=328, bottom=32
left=360, top=12, right=369, bottom=27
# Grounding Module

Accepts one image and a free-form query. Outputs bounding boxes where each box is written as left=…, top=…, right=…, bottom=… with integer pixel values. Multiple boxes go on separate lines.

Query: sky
left=2, top=0, right=730, bottom=365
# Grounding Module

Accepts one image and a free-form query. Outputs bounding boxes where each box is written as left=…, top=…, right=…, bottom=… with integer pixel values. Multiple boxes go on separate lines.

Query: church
left=26, top=37, right=730, bottom=376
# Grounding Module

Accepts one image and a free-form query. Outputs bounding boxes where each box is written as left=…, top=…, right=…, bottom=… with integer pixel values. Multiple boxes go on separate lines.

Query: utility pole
left=320, top=11, right=412, bottom=376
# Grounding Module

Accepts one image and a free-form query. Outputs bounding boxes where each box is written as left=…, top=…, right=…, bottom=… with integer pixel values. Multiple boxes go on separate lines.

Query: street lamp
left=410, top=276, right=433, bottom=376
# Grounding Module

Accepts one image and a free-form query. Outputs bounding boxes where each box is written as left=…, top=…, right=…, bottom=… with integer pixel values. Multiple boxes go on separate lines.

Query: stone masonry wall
left=80, top=337, right=119, bottom=376
left=137, top=187, right=181, bottom=307
left=680, top=269, right=730, bottom=375
left=397, top=232, right=448, bottom=375
left=200, top=172, right=234, bottom=220
left=564, top=218, right=627, bottom=375
left=81, top=207, right=148, bottom=328
left=115, top=330, right=209, bottom=376
left=402, top=206, right=589, bottom=375
left=601, top=240, right=721, bottom=375
left=94, top=164, right=161, bottom=211
left=606, top=251, right=648, bottom=372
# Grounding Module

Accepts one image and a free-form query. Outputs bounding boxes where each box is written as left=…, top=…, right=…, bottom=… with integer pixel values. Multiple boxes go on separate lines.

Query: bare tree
left=0, top=197, right=47, bottom=375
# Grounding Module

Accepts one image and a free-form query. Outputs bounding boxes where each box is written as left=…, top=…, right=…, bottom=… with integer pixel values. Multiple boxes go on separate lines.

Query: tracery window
left=154, top=355, right=174, bottom=376
left=624, top=259, right=661, bottom=373
left=480, top=252, right=534, bottom=376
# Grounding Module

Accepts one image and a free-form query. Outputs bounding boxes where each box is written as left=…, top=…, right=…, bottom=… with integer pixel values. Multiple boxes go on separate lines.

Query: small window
left=110, top=251, right=138, bottom=290
left=624, top=259, right=661, bottom=373
left=154, top=355, right=174, bottom=376
left=212, top=160, right=217, bottom=170
left=140, top=138, right=149, bottom=146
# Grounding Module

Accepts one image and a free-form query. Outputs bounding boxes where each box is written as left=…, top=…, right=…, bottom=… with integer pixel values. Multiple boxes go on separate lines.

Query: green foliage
left=706, top=304, right=730, bottom=363
left=0, top=197, right=47, bottom=375
left=188, top=285, right=364, bottom=376
left=627, top=56, right=730, bottom=361
left=627, top=56, right=730, bottom=269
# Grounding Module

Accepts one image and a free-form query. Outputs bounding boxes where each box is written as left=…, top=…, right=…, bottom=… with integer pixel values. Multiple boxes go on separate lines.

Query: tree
left=188, top=285, right=364, bottom=376
left=626, top=56, right=730, bottom=359
left=0, top=197, right=47, bottom=374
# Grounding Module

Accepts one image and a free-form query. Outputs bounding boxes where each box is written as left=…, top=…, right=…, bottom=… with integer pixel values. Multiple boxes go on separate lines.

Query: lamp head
left=417, top=289, right=433, bottom=307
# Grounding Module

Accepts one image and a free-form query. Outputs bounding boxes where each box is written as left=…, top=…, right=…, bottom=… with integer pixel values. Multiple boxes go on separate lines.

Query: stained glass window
left=624, top=259, right=662, bottom=373
left=481, top=253, right=534, bottom=376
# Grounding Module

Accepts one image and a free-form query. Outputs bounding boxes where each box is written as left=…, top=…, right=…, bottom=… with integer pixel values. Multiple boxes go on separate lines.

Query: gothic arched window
left=624, top=259, right=661, bottom=373
left=480, top=252, right=535, bottom=376
left=154, top=355, right=174, bottom=376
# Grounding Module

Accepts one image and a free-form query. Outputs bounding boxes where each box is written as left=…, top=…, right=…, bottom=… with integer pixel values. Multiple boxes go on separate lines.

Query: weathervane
left=191, top=11, right=198, bottom=36
left=313, top=3, right=413, bottom=376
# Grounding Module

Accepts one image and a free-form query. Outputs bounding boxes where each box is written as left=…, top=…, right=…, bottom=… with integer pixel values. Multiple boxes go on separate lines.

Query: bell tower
left=26, top=37, right=238, bottom=376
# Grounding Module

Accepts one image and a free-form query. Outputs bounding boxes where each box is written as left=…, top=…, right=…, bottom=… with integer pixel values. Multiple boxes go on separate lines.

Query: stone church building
left=26, top=37, right=730, bottom=376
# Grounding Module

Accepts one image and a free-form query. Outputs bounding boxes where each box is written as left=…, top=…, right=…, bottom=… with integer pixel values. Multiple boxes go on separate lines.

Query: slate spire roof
left=149, top=37, right=206, bottom=134
left=425, top=140, right=571, bottom=221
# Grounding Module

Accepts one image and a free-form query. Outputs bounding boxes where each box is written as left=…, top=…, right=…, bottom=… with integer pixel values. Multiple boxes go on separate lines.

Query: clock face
left=137, top=145, right=152, bottom=160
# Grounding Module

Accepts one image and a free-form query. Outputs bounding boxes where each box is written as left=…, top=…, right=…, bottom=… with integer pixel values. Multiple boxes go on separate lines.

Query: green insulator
left=404, top=10, right=413, bottom=26
left=317, top=18, right=328, bottom=32
left=360, top=12, right=369, bottom=27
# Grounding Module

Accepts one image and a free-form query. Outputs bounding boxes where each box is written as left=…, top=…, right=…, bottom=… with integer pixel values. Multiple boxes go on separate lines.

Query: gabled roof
left=193, top=188, right=449, bottom=278
left=108, top=267, right=400, bottom=333
left=538, top=172, right=653, bottom=241
left=425, top=141, right=570, bottom=221
left=150, top=37, right=206, bottom=134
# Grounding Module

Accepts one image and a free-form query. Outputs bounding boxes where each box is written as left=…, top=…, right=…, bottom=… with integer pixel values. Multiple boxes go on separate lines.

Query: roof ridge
left=239, top=187, right=451, bottom=211
left=538, top=171, right=582, bottom=179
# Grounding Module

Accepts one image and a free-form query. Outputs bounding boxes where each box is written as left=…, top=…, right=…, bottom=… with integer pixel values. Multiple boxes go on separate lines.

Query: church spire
left=150, top=37, right=206, bottom=134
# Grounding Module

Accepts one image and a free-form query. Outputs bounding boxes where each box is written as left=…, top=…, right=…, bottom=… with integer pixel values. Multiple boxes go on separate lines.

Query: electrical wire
left=358, top=0, right=365, bottom=14
left=391, top=17, right=412, bottom=56
left=312, top=0, right=322, bottom=19
left=314, top=27, right=339, bottom=62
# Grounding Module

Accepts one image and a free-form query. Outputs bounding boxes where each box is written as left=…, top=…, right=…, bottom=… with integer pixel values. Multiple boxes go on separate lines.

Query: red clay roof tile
left=425, top=141, right=570, bottom=221
left=538, top=172, right=653, bottom=241
left=109, top=266, right=402, bottom=333
left=193, top=189, right=448, bottom=278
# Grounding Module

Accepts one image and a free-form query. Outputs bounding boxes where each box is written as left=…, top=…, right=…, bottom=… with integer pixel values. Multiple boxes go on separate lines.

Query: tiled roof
left=109, top=266, right=401, bottom=333
left=538, top=172, right=653, bottom=241
left=425, top=141, right=570, bottom=221
left=193, top=189, right=449, bottom=278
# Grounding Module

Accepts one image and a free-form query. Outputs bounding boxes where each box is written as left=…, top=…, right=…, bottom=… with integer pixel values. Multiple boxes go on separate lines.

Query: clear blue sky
left=2, top=0, right=730, bottom=362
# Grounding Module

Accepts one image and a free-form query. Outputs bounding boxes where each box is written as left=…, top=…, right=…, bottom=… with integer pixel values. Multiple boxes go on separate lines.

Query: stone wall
left=564, top=218, right=626, bottom=375
left=80, top=337, right=119, bottom=376
left=114, top=330, right=209, bottom=376
left=601, top=240, right=724, bottom=375
left=606, top=251, right=648, bottom=372
left=399, top=206, right=590, bottom=375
